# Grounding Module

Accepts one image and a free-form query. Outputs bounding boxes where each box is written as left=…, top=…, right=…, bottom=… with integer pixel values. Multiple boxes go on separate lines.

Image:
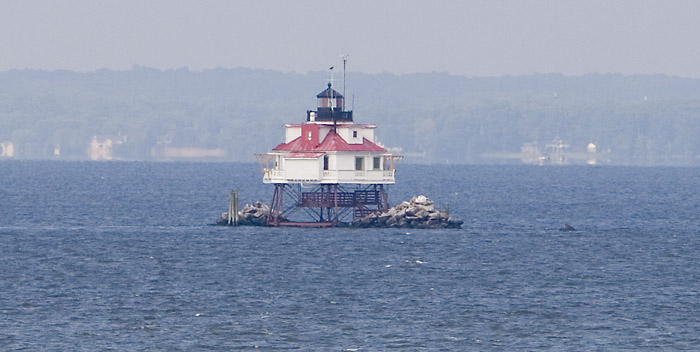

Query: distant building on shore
left=520, top=140, right=569, bottom=165
left=0, top=141, right=15, bottom=158
left=88, top=135, right=126, bottom=161
left=587, top=142, right=597, bottom=165
left=520, top=142, right=542, bottom=165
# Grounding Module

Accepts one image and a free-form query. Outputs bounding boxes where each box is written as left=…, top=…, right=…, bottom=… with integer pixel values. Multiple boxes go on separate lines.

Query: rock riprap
left=217, top=195, right=462, bottom=228
left=350, top=195, right=463, bottom=229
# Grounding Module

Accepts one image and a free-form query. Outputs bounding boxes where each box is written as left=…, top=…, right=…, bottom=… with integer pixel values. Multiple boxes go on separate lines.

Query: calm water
left=1, top=161, right=700, bottom=350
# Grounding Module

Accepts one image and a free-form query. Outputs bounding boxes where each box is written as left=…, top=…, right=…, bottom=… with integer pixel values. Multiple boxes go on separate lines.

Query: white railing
left=263, top=168, right=395, bottom=184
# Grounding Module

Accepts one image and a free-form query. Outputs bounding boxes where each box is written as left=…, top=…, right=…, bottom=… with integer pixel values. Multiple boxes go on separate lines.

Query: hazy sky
left=3, top=0, right=700, bottom=77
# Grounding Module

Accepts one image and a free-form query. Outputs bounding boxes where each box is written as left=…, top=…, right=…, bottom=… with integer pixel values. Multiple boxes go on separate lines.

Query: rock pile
left=216, top=201, right=271, bottom=226
left=350, top=195, right=463, bottom=229
left=216, top=195, right=462, bottom=229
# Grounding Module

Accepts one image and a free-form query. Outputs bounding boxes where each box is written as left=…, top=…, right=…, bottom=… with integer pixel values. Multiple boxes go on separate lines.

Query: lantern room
left=317, top=82, right=343, bottom=109
left=308, top=83, right=353, bottom=122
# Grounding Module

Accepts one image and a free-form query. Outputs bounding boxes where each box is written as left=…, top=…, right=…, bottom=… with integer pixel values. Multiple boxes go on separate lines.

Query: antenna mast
left=328, top=66, right=334, bottom=107
left=341, top=54, right=348, bottom=111
left=329, top=66, right=336, bottom=128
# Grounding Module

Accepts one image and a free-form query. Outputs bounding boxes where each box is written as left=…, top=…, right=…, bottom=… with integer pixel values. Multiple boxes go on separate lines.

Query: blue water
left=1, top=161, right=700, bottom=350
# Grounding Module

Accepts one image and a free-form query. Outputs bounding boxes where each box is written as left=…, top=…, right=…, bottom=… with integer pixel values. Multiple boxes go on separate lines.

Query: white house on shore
left=0, top=141, right=14, bottom=158
left=88, top=135, right=126, bottom=161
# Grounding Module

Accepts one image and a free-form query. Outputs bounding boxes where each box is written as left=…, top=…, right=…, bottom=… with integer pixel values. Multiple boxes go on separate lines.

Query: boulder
left=447, top=218, right=464, bottom=229
left=410, top=195, right=435, bottom=210
left=414, top=208, right=429, bottom=220
left=396, top=201, right=411, bottom=210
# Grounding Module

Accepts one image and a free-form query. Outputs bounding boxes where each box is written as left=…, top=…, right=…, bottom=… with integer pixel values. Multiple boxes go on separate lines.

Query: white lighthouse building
left=257, top=81, right=400, bottom=226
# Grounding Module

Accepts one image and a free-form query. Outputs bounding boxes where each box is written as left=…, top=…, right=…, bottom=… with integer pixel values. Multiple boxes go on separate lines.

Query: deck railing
left=264, top=168, right=395, bottom=184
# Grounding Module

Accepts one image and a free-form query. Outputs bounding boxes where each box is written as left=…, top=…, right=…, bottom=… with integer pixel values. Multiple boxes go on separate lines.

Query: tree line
left=2, top=67, right=700, bottom=165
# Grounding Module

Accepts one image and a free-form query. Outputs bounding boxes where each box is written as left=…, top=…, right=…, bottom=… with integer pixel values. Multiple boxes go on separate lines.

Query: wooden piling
left=228, top=190, right=239, bottom=226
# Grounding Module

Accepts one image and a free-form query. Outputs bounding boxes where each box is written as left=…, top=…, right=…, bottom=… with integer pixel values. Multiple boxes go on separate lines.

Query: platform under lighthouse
left=256, top=81, right=401, bottom=226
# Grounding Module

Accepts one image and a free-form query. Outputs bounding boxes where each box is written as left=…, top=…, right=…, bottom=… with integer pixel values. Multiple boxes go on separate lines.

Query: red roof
left=272, top=129, right=386, bottom=153
left=284, top=123, right=376, bottom=129
left=272, top=136, right=305, bottom=152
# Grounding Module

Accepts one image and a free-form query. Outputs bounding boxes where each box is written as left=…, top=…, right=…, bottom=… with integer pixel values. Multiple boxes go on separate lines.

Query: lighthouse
left=256, top=74, right=401, bottom=226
